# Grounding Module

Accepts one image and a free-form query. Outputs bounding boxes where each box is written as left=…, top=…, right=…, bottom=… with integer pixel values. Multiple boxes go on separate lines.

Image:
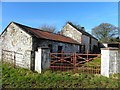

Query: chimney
left=81, top=27, right=85, bottom=31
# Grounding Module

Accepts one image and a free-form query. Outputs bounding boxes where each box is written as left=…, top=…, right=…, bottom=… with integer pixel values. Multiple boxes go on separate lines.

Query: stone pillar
left=35, top=47, right=50, bottom=73
left=35, top=47, right=42, bottom=73
left=101, top=48, right=119, bottom=77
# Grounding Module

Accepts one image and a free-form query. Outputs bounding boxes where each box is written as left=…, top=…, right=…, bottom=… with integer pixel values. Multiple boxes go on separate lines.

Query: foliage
left=38, top=24, right=56, bottom=33
left=110, top=37, right=120, bottom=42
left=67, top=21, right=85, bottom=31
left=91, top=23, right=118, bottom=43
left=2, top=63, right=120, bottom=88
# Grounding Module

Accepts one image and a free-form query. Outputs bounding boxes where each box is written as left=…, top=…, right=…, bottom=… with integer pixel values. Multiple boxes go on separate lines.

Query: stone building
left=0, top=22, right=80, bottom=70
left=61, top=22, right=98, bottom=53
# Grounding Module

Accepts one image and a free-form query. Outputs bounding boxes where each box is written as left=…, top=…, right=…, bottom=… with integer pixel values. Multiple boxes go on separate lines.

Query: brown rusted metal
left=50, top=52, right=101, bottom=74
left=14, top=22, right=80, bottom=45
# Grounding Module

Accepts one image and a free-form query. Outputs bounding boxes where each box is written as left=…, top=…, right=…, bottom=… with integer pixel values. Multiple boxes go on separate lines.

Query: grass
left=2, top=62, right=120, bottom=88
left=84, top=57, right=101, bottom=66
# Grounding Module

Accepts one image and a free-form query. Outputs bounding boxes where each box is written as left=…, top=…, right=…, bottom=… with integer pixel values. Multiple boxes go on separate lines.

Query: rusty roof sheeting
left=13, top=22, right=80, bottom=45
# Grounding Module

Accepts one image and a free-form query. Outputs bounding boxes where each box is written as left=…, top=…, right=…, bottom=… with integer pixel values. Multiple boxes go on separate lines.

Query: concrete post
left=101, top=48, right=119, bottom=77
left=35, top=47, right=42, bottom=73
left=35, top=47, right=50, bottom=73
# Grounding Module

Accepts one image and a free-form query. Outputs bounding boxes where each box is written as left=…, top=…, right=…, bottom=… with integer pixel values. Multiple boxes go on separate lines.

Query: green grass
left=84, top=57, right=101, bottom=66
left=2, top=62, right=120, bottom=88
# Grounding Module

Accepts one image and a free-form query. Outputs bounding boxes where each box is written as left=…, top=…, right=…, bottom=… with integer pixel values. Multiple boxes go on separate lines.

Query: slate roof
left=67, top=22, right=98, bottom=40
left=12, top=22, right=80, bottom=45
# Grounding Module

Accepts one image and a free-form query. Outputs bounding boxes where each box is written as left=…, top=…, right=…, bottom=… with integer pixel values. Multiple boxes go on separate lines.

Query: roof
left=67, top=22, right=98, bottom=40
left=6, top=22, right=80, bottom=45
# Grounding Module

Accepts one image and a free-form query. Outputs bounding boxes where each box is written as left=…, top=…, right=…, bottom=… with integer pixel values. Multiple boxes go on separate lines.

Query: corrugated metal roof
left=13, top=22, right=80, bottom=45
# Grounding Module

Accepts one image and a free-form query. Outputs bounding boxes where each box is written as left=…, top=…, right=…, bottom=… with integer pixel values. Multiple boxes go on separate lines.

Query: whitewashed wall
left=61, top=23, right=98, bottom=53
left=0, top=37, right=2, bottom=61
left=101, top=48, right=120, bottom=77
left=0, top=22, right=33, bottom=69
left=62, top=23, right=82, bottom=43
left=35, top=48, right=42, bottom=73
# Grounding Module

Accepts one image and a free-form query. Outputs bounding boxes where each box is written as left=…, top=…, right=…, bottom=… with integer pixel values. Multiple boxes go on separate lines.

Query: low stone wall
left=1, top=49, right=32, bottom=69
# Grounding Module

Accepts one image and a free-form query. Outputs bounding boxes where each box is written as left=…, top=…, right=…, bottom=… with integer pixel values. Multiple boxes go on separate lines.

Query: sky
left=1, top=2, right=118, bottom=34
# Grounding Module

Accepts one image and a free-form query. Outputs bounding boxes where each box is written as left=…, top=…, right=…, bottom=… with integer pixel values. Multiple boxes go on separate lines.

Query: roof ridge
left=13, top=21, right=56, bottom=33
left=67, top=22, right=97, bottom=40
left=12, top=21, right=80, bottom=44
left=13, top=21, right=78, bottom=39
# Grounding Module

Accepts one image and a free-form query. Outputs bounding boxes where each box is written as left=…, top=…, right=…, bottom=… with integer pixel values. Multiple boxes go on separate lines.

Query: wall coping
left=101, top=47, right=119, bottom=50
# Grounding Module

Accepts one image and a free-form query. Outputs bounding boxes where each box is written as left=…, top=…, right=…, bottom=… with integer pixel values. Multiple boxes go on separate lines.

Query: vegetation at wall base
left=2, top=62, right=120, bottom=88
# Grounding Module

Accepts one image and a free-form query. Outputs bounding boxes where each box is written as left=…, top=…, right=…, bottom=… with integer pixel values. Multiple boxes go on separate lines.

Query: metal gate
left=50, top=52, right=101, bottom=74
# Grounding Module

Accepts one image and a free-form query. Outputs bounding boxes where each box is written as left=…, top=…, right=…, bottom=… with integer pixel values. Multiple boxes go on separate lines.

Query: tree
left=91, top=23, right=118, bottom=43
left=110, top=37, right=120, bottom=42
left=38, top=24, right=56, bottom=33
left=67, top=21, right=85, bottom=31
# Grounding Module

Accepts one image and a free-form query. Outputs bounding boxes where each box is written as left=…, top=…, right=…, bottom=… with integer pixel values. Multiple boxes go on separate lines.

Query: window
left=58, top=46, right=62, bottom=53
left=48, top=44, right=52, bottom=52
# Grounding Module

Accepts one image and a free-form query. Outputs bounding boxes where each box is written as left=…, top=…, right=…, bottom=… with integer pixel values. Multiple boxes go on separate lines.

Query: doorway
left=58, top=46, right=63, bottom=57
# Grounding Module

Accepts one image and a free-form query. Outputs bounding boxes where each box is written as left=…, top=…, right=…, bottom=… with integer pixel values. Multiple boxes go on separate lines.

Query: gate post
left=101, top=48, right=119, bottom=77
left=35, top=47, right=42, bottom=73
left=73, top=53, right=76, bottom=73
left=35, top=47, right=50, bottom=73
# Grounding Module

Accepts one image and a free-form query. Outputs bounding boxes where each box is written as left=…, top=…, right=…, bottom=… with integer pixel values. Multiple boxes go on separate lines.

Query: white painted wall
left=35, top=48, right=42, bottom=73
left=0, top=22, right=33, bottom=69
left=0, top=37, right=2, bottom=61
left=62, top=23, right=98, bottom=53
left=62, top=23, right=82, bottom=43
left=101, top=49, right=110, bottom=77
left=101, top=48, right=119, bottom=77
left=103, top=43, right=108, bottom=47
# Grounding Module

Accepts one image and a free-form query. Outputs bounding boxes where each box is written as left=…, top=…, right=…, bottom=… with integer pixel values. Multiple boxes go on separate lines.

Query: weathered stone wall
left=0, top=38, right=2, bottom=61
left=109, top=50, right=120, bottom=74
left=117, top=50, right=120, bottom=73
left=61, top=23, right=82, bottom=43
left=0, top=23, right=33, bottom=69
left=61, top=23, right=98, bottom=53
left=81, top=35, right=90, bottom=53
left=91, top=38, right=98, bottom=53
left=34, top=39, right=79, bottom=53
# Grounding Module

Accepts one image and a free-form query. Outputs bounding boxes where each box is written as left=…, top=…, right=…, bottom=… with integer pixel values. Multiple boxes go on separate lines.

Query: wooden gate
left=50, top=52, right=101, bottom=74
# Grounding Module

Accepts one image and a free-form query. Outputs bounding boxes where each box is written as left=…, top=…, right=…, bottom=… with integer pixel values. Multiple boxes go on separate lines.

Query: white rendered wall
left=101, top=48, right=119, bottom=77
left=35, top=48, right=42, bottom=73
left=101, top=49, right=110, bottom=77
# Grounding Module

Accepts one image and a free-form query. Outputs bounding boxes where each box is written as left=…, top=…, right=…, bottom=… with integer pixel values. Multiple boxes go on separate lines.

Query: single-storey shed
left=0, top=22, right=80, bottom=70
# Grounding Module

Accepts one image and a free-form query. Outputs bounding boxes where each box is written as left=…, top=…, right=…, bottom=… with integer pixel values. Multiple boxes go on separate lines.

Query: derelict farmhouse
left=0, top=22, right=100, bottom=71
